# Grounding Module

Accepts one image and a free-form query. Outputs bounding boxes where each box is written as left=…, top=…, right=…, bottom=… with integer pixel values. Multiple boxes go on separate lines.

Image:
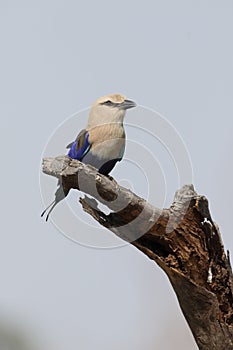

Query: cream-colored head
left=87, top=93, right=136, bottom=128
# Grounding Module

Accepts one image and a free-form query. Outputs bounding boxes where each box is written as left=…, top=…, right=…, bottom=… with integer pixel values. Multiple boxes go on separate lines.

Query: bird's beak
left=119, top=99, right=137, bottom=110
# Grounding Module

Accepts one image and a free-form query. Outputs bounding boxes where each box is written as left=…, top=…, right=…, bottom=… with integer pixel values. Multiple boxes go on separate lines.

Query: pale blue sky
left=1, top=1, right=233, bottom=349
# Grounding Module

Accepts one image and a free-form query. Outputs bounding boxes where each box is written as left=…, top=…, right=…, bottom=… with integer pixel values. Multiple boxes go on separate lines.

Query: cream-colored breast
left=88, top=123, right=125, bottom=145
left=88, top=124, right=125, bottom=160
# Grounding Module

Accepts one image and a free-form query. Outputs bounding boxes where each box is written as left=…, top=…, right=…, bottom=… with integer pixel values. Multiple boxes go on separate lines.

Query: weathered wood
left=42, top=156, right=233, bottom=349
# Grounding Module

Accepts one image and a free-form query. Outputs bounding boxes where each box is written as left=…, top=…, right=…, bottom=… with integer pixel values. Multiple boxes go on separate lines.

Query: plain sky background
left=1, top=1, right=233, bottom=349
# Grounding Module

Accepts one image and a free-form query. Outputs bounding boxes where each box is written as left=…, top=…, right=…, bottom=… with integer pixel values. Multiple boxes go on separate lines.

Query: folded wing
left=67, top=129, right=91, bottom=160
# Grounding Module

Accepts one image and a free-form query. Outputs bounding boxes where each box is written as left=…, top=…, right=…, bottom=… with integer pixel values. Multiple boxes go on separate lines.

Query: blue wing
left=42, top=129, right=91, bottom=221
left=67, top=129, right=91, bottom=160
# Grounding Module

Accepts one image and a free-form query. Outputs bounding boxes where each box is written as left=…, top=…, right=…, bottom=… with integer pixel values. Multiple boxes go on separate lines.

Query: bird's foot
left=106, top=174, right=117, bottom=185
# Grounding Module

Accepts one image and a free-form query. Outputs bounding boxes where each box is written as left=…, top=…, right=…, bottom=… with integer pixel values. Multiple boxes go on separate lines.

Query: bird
left=41, top=93, right=136, bottom=221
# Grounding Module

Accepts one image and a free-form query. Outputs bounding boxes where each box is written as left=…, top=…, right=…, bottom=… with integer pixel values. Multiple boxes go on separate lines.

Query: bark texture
left=42, top=156, right=233, bottom=349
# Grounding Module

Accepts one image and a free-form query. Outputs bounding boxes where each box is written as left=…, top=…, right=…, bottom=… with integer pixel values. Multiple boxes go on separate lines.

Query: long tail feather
left=41, top=200, right=55, bottom=218
left=41, top=182, right=69, bottom=221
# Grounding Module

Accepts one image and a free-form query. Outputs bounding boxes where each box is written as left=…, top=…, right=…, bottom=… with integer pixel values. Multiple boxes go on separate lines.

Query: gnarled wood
left=42, top=156, right=233, bottom=349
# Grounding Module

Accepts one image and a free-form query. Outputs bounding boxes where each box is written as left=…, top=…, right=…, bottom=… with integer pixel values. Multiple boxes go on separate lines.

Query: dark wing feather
left=66, top=129, right=91, bottom=160
left=66, top=129, right=86, bottom=149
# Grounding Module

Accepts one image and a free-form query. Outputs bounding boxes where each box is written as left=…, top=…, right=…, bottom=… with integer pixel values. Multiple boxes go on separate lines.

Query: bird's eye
left=103, top=100, right=113, bottom=106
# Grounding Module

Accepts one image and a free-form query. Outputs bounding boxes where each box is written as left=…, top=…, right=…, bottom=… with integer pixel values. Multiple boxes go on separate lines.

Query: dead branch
left=42, top=156, right=233, bottom=350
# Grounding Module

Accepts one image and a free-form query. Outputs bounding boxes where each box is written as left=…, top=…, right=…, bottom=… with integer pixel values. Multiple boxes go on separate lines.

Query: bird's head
left=88, top=94, right=136, bottom=128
